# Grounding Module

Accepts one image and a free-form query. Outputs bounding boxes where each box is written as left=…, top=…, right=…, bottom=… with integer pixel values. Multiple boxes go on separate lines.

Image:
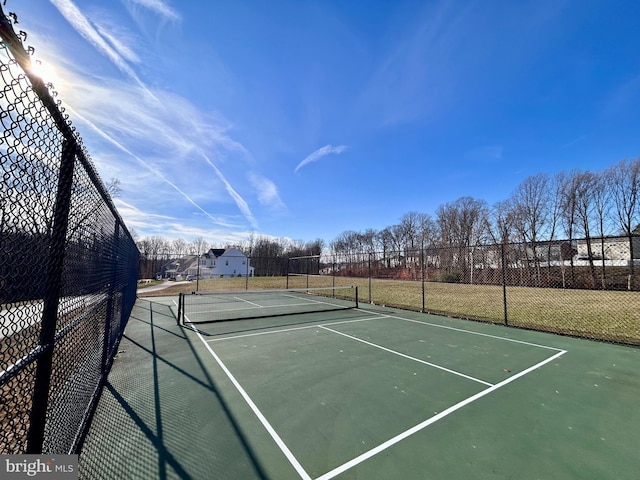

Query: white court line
left=319, top=326, right=493, bottom=387
left=357, top=308, right=565, bottom=352
left=188, top=322, right=313, bottom=480
left=234, top=296, right=262, bottom=307
left=315, top=348, right=567, bottom=480
left=207, top=315, right=387, bottom=343
left=179, top=300, right=569, bottom=480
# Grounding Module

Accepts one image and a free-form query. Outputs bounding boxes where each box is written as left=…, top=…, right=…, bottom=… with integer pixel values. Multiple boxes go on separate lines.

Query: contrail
left=49, top=0, right=158, bottom=102
left=67, top=105, right=231, bottom=227
left=200, top=152, right=259, bottom=229
left=295, top=144, right=347, bottom=173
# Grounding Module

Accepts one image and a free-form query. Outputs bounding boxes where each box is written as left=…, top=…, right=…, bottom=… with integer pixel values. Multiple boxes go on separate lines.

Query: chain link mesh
left=1, top=7, right=139, bottom=454
left=138, top=243, right=639, bottom=346
left=321, top=242, right=640, bottom=346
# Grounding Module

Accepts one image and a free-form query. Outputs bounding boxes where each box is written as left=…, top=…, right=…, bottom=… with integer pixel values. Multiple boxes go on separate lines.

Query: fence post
left=245, top=256, right=249, bottom=290
left=286, top=257, right=290, bottom=289
left=421, top=245, right=426, bottom=313
left=332, top=254, right=336, bottom=289
left=501, top=243, right=509, bottom=326
left=101, top=219, right=120, bottom=377
left=368, top=252, right=372, bottom=304
left=27, top=139, right=76, bottom=453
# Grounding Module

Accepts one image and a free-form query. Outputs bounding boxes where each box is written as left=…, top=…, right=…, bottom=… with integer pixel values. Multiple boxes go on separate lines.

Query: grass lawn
left=138, top=276, right=640, bottom=345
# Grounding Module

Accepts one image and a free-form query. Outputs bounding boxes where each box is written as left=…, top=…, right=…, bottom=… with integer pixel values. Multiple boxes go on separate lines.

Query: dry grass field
left=139, top=275, right=640, bottom=345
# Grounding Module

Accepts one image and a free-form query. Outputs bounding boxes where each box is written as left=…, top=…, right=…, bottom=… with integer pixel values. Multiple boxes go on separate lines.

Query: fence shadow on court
left=79, top=299, right=268, bottom=480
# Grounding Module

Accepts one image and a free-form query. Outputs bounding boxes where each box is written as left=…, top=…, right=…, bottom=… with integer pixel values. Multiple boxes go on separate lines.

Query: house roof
left=220, top=247, right=245, bottom=256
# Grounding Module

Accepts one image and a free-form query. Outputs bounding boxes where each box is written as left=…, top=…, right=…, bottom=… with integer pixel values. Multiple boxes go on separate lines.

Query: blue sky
left=14, top=0, right=640, bottom=245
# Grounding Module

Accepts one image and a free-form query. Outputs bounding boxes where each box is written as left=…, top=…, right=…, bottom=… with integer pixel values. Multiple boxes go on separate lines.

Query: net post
left=355, top=286, right=359, bottom=309
left=177, top=292, right=183, bottom=325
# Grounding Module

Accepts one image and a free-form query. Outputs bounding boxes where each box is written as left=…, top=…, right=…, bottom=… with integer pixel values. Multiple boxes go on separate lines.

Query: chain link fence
left=317, top=239, right=640, bottom=346
left=0, top=7, right=139, bottom=454
left=138, top=238, right=639, bottom=346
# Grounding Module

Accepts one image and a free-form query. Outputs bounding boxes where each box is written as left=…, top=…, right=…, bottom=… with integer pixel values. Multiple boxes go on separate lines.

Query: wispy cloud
left=248, top=172, right=286, bottom=211
left=49, top=0, right=153, bottom=97
left=94, top=24, right=141, bottom=64
left=38, top=19, right=259, bottom=233
left=67, top=104, right=239, bottom=229
left=126, top=0, right=181, bottom=22
left=295, top=144, right=348, bottom=173
left=200, top=153, right=259, bottom=230
left=115, top=199, right=250, bottom=244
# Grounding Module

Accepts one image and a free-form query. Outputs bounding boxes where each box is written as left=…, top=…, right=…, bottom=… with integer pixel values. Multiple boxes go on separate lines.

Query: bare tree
left=436, top=197, right=489, bottom=282
left=558, top=171, right=580, bottom=287
left=609, top=158, right=640, bottom=289
left=510, top=174, right=551, bottom=286
left=417, top=213, right=437, bottom=248
left=486, top=199, right=518, bottom=285
left=591, top=169, right=613, bottom=288
left=574, top=171, right=599, bottom=287
left=171, top=238, right=189, bottom=257
left=250, top=236, right=288, bottom=276
left=376, top=227, right=394, bottom=268
left=488, top=199, right=517, bottom=245
left=191, top=236, right=209, bottom=256
left=544, top=173, right=567, bottom=284
left=136, top=235, right=170, bottom=278
left=399, top=212, right=420, bottom=249
left=400, top=212, right=422, bottom=272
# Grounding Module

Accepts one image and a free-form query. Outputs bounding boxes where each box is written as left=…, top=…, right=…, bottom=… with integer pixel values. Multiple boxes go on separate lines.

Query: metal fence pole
left=501, top=243, right=509, bottom=326
left=177, top=293, right=183, bottom=326
left=331, top=255, right=335, bottom=289
left=27, top=139, right=76, bottom=453
left=286, top=257, right=290, bottom=289
left=368, top=252, right=372, bottom=304
left=421, top=246, right=426, bottom=313
left=102, top=219, right=120, bottom=376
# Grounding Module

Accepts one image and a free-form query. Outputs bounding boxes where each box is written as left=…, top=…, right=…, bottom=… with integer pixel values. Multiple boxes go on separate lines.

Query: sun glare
left=30, top=60, right=61, bottom=87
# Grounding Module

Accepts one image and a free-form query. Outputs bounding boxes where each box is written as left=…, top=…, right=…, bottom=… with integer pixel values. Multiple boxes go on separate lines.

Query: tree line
left=329, top=158, right=640, bottom=288
left=135, top=234, right=325, bottom=278
left=135, top=158, right=639, bottom=285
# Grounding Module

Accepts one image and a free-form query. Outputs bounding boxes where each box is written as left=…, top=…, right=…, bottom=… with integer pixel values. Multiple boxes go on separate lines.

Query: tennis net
left=177, top=285, right=358, bottom=325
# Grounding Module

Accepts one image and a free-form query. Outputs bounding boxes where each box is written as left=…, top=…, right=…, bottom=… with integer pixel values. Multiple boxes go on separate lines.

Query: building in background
left=183, top=247, right=254, bottom=279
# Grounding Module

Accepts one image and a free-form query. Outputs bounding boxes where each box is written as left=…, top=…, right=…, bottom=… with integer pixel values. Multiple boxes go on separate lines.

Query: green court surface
left=79, top=297, right=640, bottom=479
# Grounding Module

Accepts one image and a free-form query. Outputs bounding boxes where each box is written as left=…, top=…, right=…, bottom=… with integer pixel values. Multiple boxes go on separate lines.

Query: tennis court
left=79, top=289, right=640, bottom=479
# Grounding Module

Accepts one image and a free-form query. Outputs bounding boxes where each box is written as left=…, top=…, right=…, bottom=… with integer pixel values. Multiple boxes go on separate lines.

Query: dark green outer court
left=79, top=297, right=640, bottom=479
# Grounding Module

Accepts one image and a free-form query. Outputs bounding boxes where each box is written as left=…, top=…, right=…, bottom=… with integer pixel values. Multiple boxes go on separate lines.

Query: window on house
left=225, top=260, right=228, bottom=266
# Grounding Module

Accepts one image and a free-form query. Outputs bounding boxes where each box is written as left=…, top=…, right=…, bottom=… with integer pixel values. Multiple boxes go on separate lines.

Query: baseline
left=315, top=348, right=567, bottom=480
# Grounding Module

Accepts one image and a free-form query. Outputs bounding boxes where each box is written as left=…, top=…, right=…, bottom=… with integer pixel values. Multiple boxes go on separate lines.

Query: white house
left=184, top=247, right=254, bottom=278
